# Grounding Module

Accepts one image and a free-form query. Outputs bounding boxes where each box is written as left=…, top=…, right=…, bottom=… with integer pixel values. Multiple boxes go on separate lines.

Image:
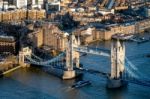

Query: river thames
left=0, top=34, right=150, bottom=99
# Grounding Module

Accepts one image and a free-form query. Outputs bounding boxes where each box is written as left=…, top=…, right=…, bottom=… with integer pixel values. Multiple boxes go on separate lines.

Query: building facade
left=135, top=19, right=150, bottom=33
left=13, top=0, right=27, bottom=8
left=0, top=9, right=45, bottom=22
left=28, top=24, right=67, bottom=51
left=0, top=36, right=16, bottom=54
left=99, top=24, right=135, bottom=40
left=28, top=28, right=44, bottom=48
left=43, top=24, right=67, bottom=51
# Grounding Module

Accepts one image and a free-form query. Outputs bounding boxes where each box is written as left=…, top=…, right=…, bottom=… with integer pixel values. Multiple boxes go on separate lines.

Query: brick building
left=28, top=23, right=68, bottom=51
left=43, top=24, right=67, bottom=51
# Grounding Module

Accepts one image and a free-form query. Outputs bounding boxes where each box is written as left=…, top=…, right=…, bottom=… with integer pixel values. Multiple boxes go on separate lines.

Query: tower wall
left=18, top=47, right=32, bottom=67
left=110, top=40, right=125, bottom=79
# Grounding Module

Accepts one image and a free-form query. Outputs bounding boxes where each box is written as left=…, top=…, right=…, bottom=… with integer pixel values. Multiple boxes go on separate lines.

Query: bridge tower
left=107, top=39, right=126, bottom=88
left=63, top=34, right=80, bottom=79
left=19, top=47, right=32, bottom=67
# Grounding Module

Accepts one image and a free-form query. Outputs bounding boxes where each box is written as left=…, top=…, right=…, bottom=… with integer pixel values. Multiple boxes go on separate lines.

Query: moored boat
left=112, top=33, right=134, bottom=40
left=71, top=80, right=91, bottom=88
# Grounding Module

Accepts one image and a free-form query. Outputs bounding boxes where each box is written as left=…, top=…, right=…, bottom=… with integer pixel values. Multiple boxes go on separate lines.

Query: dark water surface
left=0, top=34, right=150, bottom=99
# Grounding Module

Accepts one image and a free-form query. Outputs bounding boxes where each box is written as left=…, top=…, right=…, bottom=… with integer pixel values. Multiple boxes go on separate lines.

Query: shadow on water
left=31, top=64, right=64, bottom=78
left=106, top=86, right=128, bottom=99
left=31, top=64, right=85, bottom=86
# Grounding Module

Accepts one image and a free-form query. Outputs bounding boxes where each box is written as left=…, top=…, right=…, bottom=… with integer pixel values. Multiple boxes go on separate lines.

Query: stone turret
left=19, top=47, right=32, bottom=67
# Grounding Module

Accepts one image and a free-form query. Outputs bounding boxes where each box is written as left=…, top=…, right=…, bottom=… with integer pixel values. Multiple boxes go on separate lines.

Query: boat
left=146, top=54, right=150, bottom=58
left=112, top=33, right=134, bottom=40
left=129, top=36, right=150, bottom=43
left=71, top=80, right=91, bottom=88
left=137, top=37, right=149, bottom=44
left=81, top=53, right=87, bottom=56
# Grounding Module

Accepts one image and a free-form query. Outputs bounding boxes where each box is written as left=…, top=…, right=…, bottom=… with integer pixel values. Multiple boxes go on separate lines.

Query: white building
left=36, top=0, right=44, bottom=5
left=46, top=1, right=60, bottom=13
left=32, top=0, right=35, bottom=5
left=0, top=1, right=3, bottom=11
left=0, top=1, right=9, bottom=11
left=145, top=7, right=150, bottom=17
left=13, top=0, right=27, bottom=8
left=31, top=0, right=44, bottom=9
left=98, top=9, right=114, bottom=15
left=3, top=1, right=8, bottom=10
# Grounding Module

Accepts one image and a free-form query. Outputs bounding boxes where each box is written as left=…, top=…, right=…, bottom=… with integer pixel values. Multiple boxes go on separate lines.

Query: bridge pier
left=107, top=40, right=126, bottom=88
left=63, top=34, right=79, bottom=79
left=63, top=44, right=75, bottom=79
left=63, top=70, right=76, bottom=79
left=107, top=79, right=123, bottom=88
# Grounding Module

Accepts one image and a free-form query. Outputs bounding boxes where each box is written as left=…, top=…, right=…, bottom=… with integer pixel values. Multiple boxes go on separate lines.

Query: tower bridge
left=18, top=34, right=150, bottom=88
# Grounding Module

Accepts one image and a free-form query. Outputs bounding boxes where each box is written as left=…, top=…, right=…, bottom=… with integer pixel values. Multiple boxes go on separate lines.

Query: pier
left=1, top=65, right=22, bottom=76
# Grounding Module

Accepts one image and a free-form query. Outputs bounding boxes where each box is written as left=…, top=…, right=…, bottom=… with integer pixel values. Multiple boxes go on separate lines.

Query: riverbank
left=0, top=65, right=22, bottom=77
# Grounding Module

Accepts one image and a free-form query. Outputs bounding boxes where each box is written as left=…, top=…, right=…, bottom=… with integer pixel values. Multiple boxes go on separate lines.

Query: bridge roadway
left=24, top=46, right=150, bottom=88
left=46, top=65, right=109, bottom=78
left=74, top=67, right=109, bottom=77
left=28, top=60, right=109, bottom=78
left=74, top=46, right=110, bottom=57
left=125, top=78, right=150, bottom=87
left=27, top=59, right=150, bottom=88
left=26, top=57, right=150, bottom=88
left=29, top=60, right=150, bottom=88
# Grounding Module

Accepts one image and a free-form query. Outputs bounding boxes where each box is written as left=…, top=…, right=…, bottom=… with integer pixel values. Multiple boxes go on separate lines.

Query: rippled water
left=0, top=34, right=150, bottom=99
